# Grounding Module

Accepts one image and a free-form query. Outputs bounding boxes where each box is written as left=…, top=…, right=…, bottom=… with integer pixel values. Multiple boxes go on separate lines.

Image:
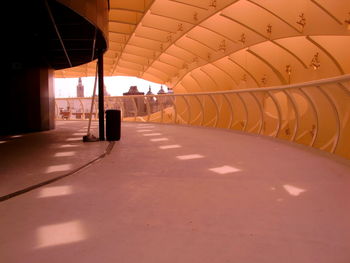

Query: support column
left=98, top=50, right=105, bottom=141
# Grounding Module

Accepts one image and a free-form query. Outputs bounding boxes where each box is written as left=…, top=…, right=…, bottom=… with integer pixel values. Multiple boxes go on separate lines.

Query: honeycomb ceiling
left=55, top=0, right=350, bottom=93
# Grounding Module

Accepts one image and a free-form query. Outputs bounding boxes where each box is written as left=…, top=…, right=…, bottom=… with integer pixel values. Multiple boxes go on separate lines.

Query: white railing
left=55, top=74, right=350, bottom=159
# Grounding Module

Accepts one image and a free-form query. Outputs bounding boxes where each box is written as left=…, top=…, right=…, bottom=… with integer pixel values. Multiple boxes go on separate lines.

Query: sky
left=54, top=76, right=168, bottom=98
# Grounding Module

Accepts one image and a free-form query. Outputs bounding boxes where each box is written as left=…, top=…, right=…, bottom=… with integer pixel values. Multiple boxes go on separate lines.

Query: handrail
left=249, top=92, right=264, bottom=134
left=55, top=74, right=350, bottom=159
left=222, top=93, right=234, bottom=129
left=182, top=95, right=191, bottom=125
left=318, top=87, right=341, bottom=153
left=267, top=91, right=282, bottom=138
left=208, top=94, right=220, bottom=128
left=298, top=88, right=319, bottom=147
left=283, top=90, right=299, bottom=142
left=236, top=93, right=248, bottom=131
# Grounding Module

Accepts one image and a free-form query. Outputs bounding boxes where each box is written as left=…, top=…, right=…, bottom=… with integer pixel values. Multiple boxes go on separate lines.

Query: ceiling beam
left=310, top=0, right=343, bottom=25
left=227, top=57, right=260, bottom=87
left=185, top=34, right=218, bottom=52
left=109, top=7, right=144, bottom=14
left=109, top=20, right=138, bottom=26
left=246, top=49, right=287, bottom=84
left=246, top=0, right=301, bottom=33
left=168, top=0, right=208, bottom=10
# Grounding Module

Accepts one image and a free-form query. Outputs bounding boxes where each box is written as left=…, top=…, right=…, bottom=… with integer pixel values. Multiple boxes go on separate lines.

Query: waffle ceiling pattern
left=55, top=0, right=350, bottom=93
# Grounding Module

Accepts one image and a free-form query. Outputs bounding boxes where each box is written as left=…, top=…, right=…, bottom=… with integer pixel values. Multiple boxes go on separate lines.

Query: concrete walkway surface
left=0, top=121, right=108, bottom=197
left=1, top=121, right=350, bottom=263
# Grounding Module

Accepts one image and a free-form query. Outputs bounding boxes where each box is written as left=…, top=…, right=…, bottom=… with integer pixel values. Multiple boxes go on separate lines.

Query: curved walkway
left=1, top=122, right=350, bottom=263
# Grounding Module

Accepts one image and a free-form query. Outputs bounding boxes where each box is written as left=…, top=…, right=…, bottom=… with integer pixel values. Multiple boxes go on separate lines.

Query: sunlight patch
left=176, top=154, right=204, bottom=160
left=143, top=133, right=162, bottom=136
left=11, top=135, right=23, bottom=138
left=45, top=164, right=72, bottom=173
left=66, top=137, right=81, bottom=141
left=283, top=184, right=306, bottom=196
left=54, top=151, right=76, bottom=157
left=137, top=129, right=153, bottom=132
left=36, top=220, right=86, bottom=248
left=38, top=186, right=73, bottom=198
left=159, top=144, right=181, bottom=149
left=137, top=124, right=155, bottom=127
left=72, top=132, right=86, bottom=136
left=59, top=144, right=78, bottom=148
left=209, top=165, right=241, bottom=174
left=150, top=138, right=169, bottom=142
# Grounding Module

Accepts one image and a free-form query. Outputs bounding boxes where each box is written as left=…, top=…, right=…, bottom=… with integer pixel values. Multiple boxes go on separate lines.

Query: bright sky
left=54, top=76, right=168, bottom=98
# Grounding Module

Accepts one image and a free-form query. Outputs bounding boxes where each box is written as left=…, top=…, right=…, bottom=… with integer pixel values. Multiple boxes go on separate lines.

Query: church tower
left=76, top=77, right=84, bottom=97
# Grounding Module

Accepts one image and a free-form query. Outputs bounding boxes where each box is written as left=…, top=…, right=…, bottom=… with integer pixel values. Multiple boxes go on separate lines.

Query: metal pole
left=98, top=50, right=105, bottom=141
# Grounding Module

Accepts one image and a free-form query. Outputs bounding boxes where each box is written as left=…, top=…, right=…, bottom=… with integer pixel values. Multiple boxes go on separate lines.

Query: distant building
left=121, top=85, right=174, bottom=118
left=123, top=86, right=144, bottom=96
left=156, top=85, right=173, bottom=110
left=167, top=87, right=174, bottom=94
left=123, top=86, right=146, bottom=117
left=146, top=86, right=154, bottom=96
left=76, top=77, right=84, bottom=97
left=146, top=86, right=157, bottom=113
left=157, top=85, right=166, bottom=94
left=104, top=84, right=110, bottom=96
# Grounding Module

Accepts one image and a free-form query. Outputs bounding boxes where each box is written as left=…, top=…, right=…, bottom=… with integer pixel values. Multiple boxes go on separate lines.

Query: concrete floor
left=1, top=121, right=350, bottom=263
left=0, top=121, right=108, bottom=197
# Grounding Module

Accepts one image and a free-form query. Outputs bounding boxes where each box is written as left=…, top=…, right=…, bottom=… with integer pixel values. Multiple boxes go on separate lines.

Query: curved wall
left=56, top=0, right=109, bottom=44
